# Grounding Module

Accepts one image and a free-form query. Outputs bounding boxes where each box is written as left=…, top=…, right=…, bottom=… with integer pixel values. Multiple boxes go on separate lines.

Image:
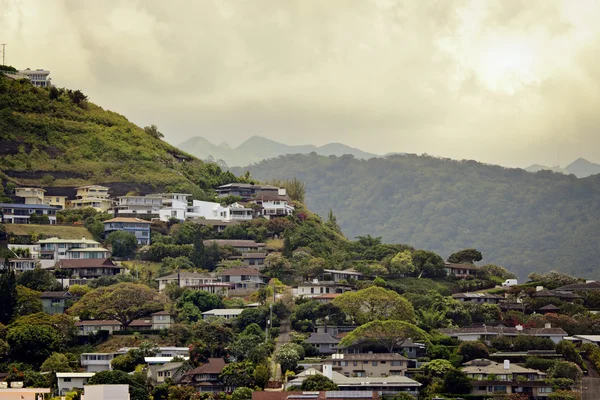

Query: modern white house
left=37, top=237, right=109, bottom=268
left=186, top=200, right=253, bottom=221
left=112, top=195, right=163, bottom=215
left=248, top=194, right=294, bottom=219
left=155, top=272, right=217, bottom=292
left=56, top=372, right=95, bottom=396
left=18, top=68, right=52, bottom=87
left=0, top=203, right=58, bottom=224
left=0, top=258, right=39, bottom=272
left=293, top=280, right=354, bottom=298
left=14, top=187, right=46, bottom=204
left=155, top=193, right=191, bottom=221
left=202, top=309, right=245, bottom=320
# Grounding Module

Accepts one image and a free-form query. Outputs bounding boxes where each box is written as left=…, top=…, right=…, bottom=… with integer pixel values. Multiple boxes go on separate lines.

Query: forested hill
left=0, top=74, right=237, bottom=198
left=237, top=153, right=600, bottom=279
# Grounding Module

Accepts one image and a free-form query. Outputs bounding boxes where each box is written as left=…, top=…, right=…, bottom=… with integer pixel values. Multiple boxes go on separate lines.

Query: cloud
left=1, top=0, right=600, bottom=167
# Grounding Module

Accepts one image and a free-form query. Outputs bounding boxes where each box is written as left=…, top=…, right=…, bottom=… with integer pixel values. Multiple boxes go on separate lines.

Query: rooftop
left=186, top=358, right=227, bottom=375
left=462, top=359, right=545, bottom=376
left=557, top=281, right=600, bottom=291
left=218, top=267, right=264, bottom=276
left=202, top=308, right=244, bottom=316
left=325, top=353, right=407, bottom=361
left=204, top=239, right=266, bottom=248
left=38, top=237, right=100, bottom=244
left=305, top=333, right=341, bottom=345
left=103, top=217, right=152, bottom=224
left=56, top=372, right=95, bottom=378
left=452, top=292, right=503, bottom=299
left=57, top=258, right=121, bottom=269
left=0, top=203, right=58, bottom=210
left=156, top=272, right=214, bottom=281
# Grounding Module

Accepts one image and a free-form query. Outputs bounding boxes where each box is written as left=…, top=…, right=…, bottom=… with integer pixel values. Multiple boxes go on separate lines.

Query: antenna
left=0, top=43, right=5, bottom=66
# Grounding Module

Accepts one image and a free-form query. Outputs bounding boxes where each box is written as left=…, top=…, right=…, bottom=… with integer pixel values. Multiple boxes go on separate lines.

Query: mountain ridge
left=524, top=158, right=600, bottom=178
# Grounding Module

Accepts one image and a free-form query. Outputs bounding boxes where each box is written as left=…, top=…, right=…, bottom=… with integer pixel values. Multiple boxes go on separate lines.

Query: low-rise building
left=202, top=309, right=245, bottom=320
left=180, top=358, right=229, bottom=392
left=191, top=219, right=242, bottom=233
left=323, top=268, right=364, bottom=282
left=18, top=68, right=52, bottom=87
left=152, top=311, right=174, bottom=330
left=216, top=183, right=281, bottom=199
left=83, top=385, right=130, bottom=400
left=113, top=195, right=163, bottom=216
left=556, top=281, right=600, bottom=292
left=156, top=272, right=217, bottom=292
left=568, top=335, right=600, bottom=345
left=452, top=292, right=504, bottom=304
left=44, top=195, right=69, bottom=210
left=439, top=324, right=567, bottom=344
left=154, top=193, right=191, bottom=221
left=0, top=203, right=58, bottom=224
left=305, top=332, right=340, bottom=354
left=323, top=353, right=409, bottom=377
left=70, top=185, right=113, bottom=212
left=189, top=282, right=235, bottom=296
left=228, top=252, right=268, bottom=268
left=217, top=267, right=266, bottom=291
left=532, top=289, right=582, bottom=302
left=80, top=353, right=116, bottom=372
left=148, top=362, right=185, bottom=385
left=76, top=320, right=122, bottom=337
left=293, top=280, right=354, bottom=298
left=335, top=337, right=426, bottom=360
left=56, top=258, right=124, bottom=279
left=444, top=262, right=479, bottom=278
left=38, top=237, right=108, bottom=268
left=40, top=291, right=75, bottom=314
left=56, top=372, right=95, bottom=396
left=103, top=217, right=152, bottom=245
left=247, top=194, right=294, bottom=219
left=0, top=386, right=51, bottom=399
left=0, top=258, right=39, bottom=272
left=204, top=239, right=266, bottom=252
left=461, top=358, right=553, bottom=399
left=186, top=200, right=254, bottom=221
left=14, top=187, right=45, bottom=204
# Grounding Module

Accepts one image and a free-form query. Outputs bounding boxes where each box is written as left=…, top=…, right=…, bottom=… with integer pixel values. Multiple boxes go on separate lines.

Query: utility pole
left=0, top=44, right=6, bottom=66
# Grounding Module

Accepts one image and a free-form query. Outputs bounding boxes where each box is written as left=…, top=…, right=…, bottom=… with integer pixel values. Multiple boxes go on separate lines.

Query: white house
left=18, top=68, right=52, bottom=87
left=0, top=258, right=39, bottom=272
left=0, top=203, right=58, bottom=225
left=186, top=200, right=253, bottom=221
left=37, top=237, right=109, bottom=268
left=155, top=193, right=191, bottom=221
left=56, top=372, right=95, bottom=396
left=293, top=280, right=354, bottom=298
left=247, top=194, right=294, bottom=219
left=155, top=272, right=217, bottom=292
left=217, top=267, right=266, bottom=293
left=202, top=309, right=245, bottom=320
left=81, top=347, right=189, bottom=373
left=83, top=385, right=130, bottom=400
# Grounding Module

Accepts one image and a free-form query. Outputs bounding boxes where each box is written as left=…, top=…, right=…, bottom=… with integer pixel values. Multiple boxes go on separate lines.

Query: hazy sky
left=2, top=0, right=600, bottom=167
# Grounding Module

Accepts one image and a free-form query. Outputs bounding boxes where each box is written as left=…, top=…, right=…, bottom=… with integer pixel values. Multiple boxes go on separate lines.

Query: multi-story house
left=154, top=193, right=191, bottom=221
left=81, top=347, right=189, bottom=372
left=151, top=311, right=174, bottom=330
left=18, top=68, right=52, bottom=87
left=217, top=267, right=266, bottom=292
left=193, top=219, right=242, bottom=233
left=439, top=324, right=568, bottom=344
left=14, top=187, right=46, bottom=204
left=335, top=336, right=426, bottom=361
left=216, top=183, right=282, bottom=199
left=445, top=262, right=480, bottom=279
left=76, top=320, right=122, bottom=337
left=38, top=238, right=109, bottom=268
left=155, top=272, right=217, bottom=292
left=452, top=292, right=504, bottom=304
left=228, top=252, right=268, bottom=268
left=248, top=194, right=294, bottom=219
left=0, top=203, right=58, bottom=224
left=44, top=195, right=69, bottom=210
left=56, top=258, right=124, bottom=280
left=40, top=291, right=75, bottom=314
left=305, top=332, right=340, bottom=354
left=293, top=279, right=354, bottom=298
left=112, top=195, right=163, bottom=216
left=323, top=268, right=364, bottom=282
left=148, top=362, right=185, bottom=386
left=462, top=359, right=553, bottom=399
left=202, top=309, right=245, bottom=320
left=70, top=185, right=113, bottom=212
left=180, top=358, right=230, bottom=392
left=186, top=200, right=254, bottom=221
left=56, top=372, right=94, bottom=396
left=103, top=217, right=152, bottom=245
left=0, top=258, right=39, bottom=272
left=323, top=353, right=409, bottom=377
left=204, top=239, right=266, bottom=252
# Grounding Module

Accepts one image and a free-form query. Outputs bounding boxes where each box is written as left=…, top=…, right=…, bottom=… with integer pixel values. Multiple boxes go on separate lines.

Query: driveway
left=583, top=361, right=600, bottom=400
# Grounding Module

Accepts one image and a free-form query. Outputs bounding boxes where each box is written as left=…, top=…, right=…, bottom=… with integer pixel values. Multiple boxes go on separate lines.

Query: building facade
left=0, top=203, right=58, bottom=224
left=103, top=217, right=152, bottom=245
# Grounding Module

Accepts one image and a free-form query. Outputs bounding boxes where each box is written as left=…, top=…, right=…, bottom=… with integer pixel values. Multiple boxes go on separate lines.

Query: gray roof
left=156, top=272, right=214, bottom=281
left=0, top=203, right=58, bottom=210
left=305, top=333, right=340, bottom=345
left=452, top=292, right=503, bottom=299
left=439, top=325, right=567, bottom=336
left=157, top=362, right=184, bottom=372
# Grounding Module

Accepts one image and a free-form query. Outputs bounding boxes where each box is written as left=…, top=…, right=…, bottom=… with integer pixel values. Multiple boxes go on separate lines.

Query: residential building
left=202, top=309, right=244, bottom=320
left=335, top=337, right=426, bottom=360
left=439, top=324, right=568, bottom=344
left=180, top=358, right=229, bottom=392
left=452, top=292, right=504, bottom=304
left=538, top=304, right=561, bottom=314
left=461, top=359, right=553, bottom=399
left=0, top=387, right=51, bottom=400
left=154, top=193, right=191, bottom=221
left=293, top=280, right=354, bottom=298
left=557, top=281, right=600, bottom=292
left=148, top=362, right=185, bottom=385
left=40, top=291, right=75, bottom=314
left=247, top=194, right=294, bottom=219
left=18, top=68, right=51, bottom=87
left=305, top=332, right=340, bottom=354
left=76, top=320, right=122, bottom=337
left=103, top=217, right=152, bottom=245
left=156, top=272, right=217, bottom=292
left=129, top=319, right=153, bottom=330
left=113, top=195, right=163, bottom=215
left=186, top=200, right=253, bottom=221
left=44, top=195, right=69, bottom=210
left=568, top=335, right=600, bottom=345
left=286, top=367, right=421, bottom=396
left=532, top=289, right=582, bottom=302
left=83, top=385, right=130, bottom=400
left=70, top=185, right=113, bottom=212
left=324, top=268, right=364, bottom=282
left=192, top=218, right=242, bottom=233
left=204, top=239, right=266, bottom=252
left=323, top=353, right=409, bottom=377
left=38, top=237, right=109, bottom=268
left=14, top=187, right=45, bottom=204
left=8, top=243, right=40, bottom=259
left=0, top=203, right=58, bottom=224
left=313, top=293, right=342, bottom=303
left=152, top=311, right=174, bottom=330
left=444, top=262, right=479, bottom=278
left=189, top=282, right=235, bottom=296
left=56, top=258, right=124, bottom=279
left=81, top=347, right=189, bottom=373
left=0, top=258, right=38, bottom=272
left=252, top=391, right=378, bottom=400
left=56, top=372, right=94, bottom=396
left=217, top=267, right=266, bottom=293
left=216, top=183, right=282, bottom=199
left=228, top=252, right=268, bottom=268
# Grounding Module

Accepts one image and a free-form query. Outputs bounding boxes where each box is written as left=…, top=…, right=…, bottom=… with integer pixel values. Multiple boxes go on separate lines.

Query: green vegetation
left=242, top=152, right=600, bottom=278
left=4, top=224, right=93, bottom=240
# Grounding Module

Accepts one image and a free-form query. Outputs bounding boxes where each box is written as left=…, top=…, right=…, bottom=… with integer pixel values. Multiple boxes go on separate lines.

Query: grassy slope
left=5, top=224, right=93, bottom=239
left=0, top=75, right=233, bottom=197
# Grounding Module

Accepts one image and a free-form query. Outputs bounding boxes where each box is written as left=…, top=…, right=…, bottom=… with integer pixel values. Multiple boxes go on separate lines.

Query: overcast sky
left=2, top=0, right=600, bottom=167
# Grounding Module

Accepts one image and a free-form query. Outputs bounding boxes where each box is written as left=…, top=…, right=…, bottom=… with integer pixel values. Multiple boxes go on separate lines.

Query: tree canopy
left=332, top=286, right=415, bottom=324
left=339, top=320, right=428, bottom=353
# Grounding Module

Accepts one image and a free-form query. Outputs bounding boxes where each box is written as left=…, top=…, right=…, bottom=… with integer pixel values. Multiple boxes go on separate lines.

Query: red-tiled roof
left=129, top=319, right=152, bottom=327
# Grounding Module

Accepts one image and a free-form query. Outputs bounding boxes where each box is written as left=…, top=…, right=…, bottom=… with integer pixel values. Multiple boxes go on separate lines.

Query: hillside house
left=216, top=183, right=282, bottom=199
left=57, top=372, right=94, bottom=396
left=76, top=320, right=122, bottom=337
left=324, top=268, right=364, bottom=282
left=247, top=194, right=294, bottom=219
left=335, top=337, right=426, bottom=360
left=38, top=238, right=109, bottom=268
left=55, top=258, right=124, bottom=279
left=305, top=332, right=340, bottom=354
left=217, top=267, right=267, bottom=292
left=0, top=203, right=58, bottom=224
left=323, top=353, right=409, bottom=377
left=40, top=291, right=74, bottom=314
left=44, top=195, right=69, bottom=210
left=155, top=193, right=191, bottom=221
left=189, top=282, right=235, bottom=296
left=0, top=258, right=39, bottom=272
left=445, top=262, right=479, bottom=278
left=156, top=272, right=217, bottom=292
left=452, top=292, right=504, bottom=304
left=439, top=324, right=567, bottom=344
left=181, top=358, right=229, bottom=392
left=202, top=308, right=244, bottom=320
left=461, top=359, right=553, bottom=399
left=204, top=239, right=266, bottom=252
left=532, top=289, right=582, bottom=302
left=293, top=280, right=354, bottom=298
left=14, top=187, right=45, bottom=204
left=112, top=195, right=162, bottom=215
left=151, top=311, right=174, bottom=330
left=557, top=281, right=600, bottom=292
left=191, top=218, right=241, bottom=233
left=81, top=347, right=189, bottom=373
left=148, top=362, right=185, bottom=386
left=186, top=200, right=254, bottom=221
left=228, top=252, right=268, bottom=268
left=70, top=185, right=113, bottom=212
left=103, top=217, right=152, bottom=245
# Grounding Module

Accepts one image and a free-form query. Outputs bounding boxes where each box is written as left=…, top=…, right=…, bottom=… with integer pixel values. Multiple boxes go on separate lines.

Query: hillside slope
left=0, top=75, right=237, bottom=197
left=240, top=153, right=600, bottom=279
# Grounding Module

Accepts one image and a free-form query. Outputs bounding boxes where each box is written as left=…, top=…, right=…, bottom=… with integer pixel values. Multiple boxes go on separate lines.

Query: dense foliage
left=241, top=153, right=600, bottom=278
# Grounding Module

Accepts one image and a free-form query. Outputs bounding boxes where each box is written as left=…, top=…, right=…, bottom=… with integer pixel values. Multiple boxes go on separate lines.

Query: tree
left=144, top=124, right=164, bottom=139
left=457, top=341, right=489, bottom=362
left=391, top=395, right=415, bottom=400
left=0, top=271, right=17, bottom=324
left=480, top=264, right=516, bottom=279
left=556, top=341, right=583, bottom=366
left=387, top=250, right=415, bottom=277
left=15, top=285, right=43, bottom=316
left=549, top=361, right=583, bottom=381
left=232, top=387, right=253, bottom=400
left=274, top=343, right=301, bottom=373
left=178, top=290, right=223, bottom=313
left=7, top=324, right=61, bottom=367
left=281, top=177, right=306, bottom=203
left=301, top=374, right=339, bottom=390
left=68, top=283, right=165, bottom=327
left=106, top=231, right=138, bottom=257
left=423, top=359, right=454, bottom=377
left=40, top=352, right=73, bottom=373
left=442, top=369, right=472, bottom=394
left=220, top=361, right=256, bottom=388
left=548, top=390, right=582, bottom=400
left=339, top=320, right=428, bottom=353
left=412, top=250, right=447, bottom=278
left=332, top=286, right=415, bottom=324
left=253, top=363, right=271, bottom=389
left=263, top=253, right=292, bottom=279
left=18, top=268, right=59, bottom=291
left=448, top=249, right=483, bottom=264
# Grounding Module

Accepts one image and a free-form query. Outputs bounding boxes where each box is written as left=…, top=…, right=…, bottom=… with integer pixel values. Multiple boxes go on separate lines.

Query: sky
left=1, top=0, right=600, bottom=168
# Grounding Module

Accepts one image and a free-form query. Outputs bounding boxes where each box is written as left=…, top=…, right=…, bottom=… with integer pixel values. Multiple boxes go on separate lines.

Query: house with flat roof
left=103, top=217, right=152, bottom=245
left=445, top=262, right=479, bottom=278
left=323, top=268, right=364, bottom=282
left=18, top=68, right=51, bottom=87
left=439, top=324, right=568, bottom=344
left=204, top=239, right=266, bottom=252
left=216, top=183, right=282, bottom=199
left=14, top=187, right=45, bottom=204
left=44, top=195, right=69, bottom=210
left=452, top=292, right=504, bottom=304
left=293, top=280, right=354, bottom=298
left=191, top=218, right=242, bottom=233
left=186, top=200, right=254, bottom=221
left=189, top=282, right=235, bottom=296
left=323, top=353, right=409, bottom=377
left=112, top=195, right=163, bottom=216
left=0, top=203, right=58, bottom=224
left=56, top=372, right=95, bottom=396
left=156, top=272, right=217, bottom=292
left=246, top=193, right=294, bottom=219
left=37, top=237, right=108, bottom=268
left=202, top=309, right=245, bottom=320
left=461, top=359, right=553, bottom=399
left=217, top=267, right=266, bottom=294
left=70, top=185, right=113, bottom=212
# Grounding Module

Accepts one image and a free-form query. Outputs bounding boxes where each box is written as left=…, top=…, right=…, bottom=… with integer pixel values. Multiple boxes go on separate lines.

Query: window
left=372, top=361, right=378, bottom=366
left=391, top=361, right=403, bottom=366
left=353, top=361, right=358, bottom=366
left=390, top=371, right=402, bottom=376
left=63, top=378, right=72, bottom=382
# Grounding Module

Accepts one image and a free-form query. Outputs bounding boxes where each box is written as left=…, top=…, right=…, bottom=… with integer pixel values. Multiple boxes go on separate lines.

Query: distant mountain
left=177, top=135, right=379, bottom=167
left=524, top=164, right=567, bottom=174
left=565, top=158, right=600, bottom=178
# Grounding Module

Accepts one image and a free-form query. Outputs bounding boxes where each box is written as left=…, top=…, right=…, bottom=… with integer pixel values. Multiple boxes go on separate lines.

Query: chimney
left=536, top=286, right=544, bottom=292
left=545, top=323, right=551, bottom=329
left=323, top=364, right=333, bottom=380
left=504, top=360, right=510, bottom=370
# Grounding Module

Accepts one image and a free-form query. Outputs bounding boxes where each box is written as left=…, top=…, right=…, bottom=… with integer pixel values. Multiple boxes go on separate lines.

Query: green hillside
left=238, top=153, right=600, bottom=279
left=0, top=74, right=237, bottom=198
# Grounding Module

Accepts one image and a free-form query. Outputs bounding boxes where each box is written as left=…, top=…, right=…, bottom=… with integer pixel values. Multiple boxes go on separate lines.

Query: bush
left=300, top=375, right=339, bottom=391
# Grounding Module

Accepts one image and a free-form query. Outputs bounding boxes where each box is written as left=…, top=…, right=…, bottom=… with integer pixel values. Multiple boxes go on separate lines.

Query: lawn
left=5, top=224, right=93, bottom=239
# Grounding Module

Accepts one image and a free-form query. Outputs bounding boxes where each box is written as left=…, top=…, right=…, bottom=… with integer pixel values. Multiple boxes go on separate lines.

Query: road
left=272, top=318, right=291, bottom=382
left=583, top=361, right=600, bottom=400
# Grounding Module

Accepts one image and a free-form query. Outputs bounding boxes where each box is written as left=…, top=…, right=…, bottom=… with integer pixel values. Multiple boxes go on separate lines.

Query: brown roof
left=129, top=319, right=153, bottom=327
left=103, top=217, right=151, bottom=224
left=186, top=358, right=227, bottom=375
left=324, top=353, right=407, bottom=361
left=75, top=320, right=120, bottom=326
left=40, top=291, right=71, bottom=299
left=557, top=281, right=600, bottom=291
left=152, top=311, right=172, bottom=316
left=539, top=304, right=561, bottom=311
left=203, top=239, right=265, bottom=248
left=445, top=262, right=480, bottom=271
left=218, top=267, right=264, bottom=276
left=532, top=289, right=581, bottom=299
left=58, top=258, right=123, bottom=269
